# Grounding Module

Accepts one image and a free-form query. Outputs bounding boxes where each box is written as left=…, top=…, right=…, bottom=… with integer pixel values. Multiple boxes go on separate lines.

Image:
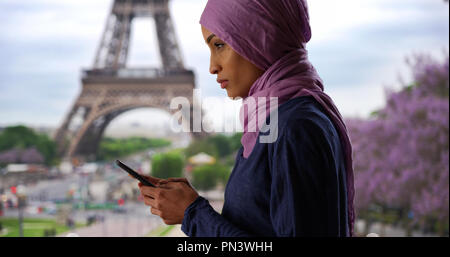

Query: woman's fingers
left=167, top=177, right=189, bottom=183
left=143, top=175, right=163, bottom=185
left=143, top=195, right=157, bottom=208
left=139, top=185, right=160, bottom=199
left=150, top=207, right=161, bottom=216
left=139, top=179, right=198, bottom=225
left=128, top=172, right=162, bottom=185
left=158, top=177, right=190, bottom=187
left=134, top=176, right=190, bottom=187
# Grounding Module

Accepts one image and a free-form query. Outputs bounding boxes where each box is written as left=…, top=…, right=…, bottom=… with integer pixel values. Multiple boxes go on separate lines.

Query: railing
left=82, top=68, right=194, bottom=80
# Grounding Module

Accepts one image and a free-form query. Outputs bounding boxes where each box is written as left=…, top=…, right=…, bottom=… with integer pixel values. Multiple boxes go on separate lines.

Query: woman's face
left=201, top=26, right=264, bottom=99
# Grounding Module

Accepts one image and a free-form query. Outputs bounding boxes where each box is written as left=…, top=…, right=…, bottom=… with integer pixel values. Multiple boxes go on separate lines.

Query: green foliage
left=184, top=133, right=243, bottom=159
left=207, top=134, right=232, bottom=158
left=0, top=126, right=34, bottom=150
left=217, top=165, right=232, bottom=185
left=222, top=154, right=237, bottom=168
left=0, top=125, right=57, bottom=165
left=0, top=217, right=85, bottom=237
left=184, top=138, right=218, bottom=158
left=191, top=164, right=231, bottom=191
left=151, top=151, right=184, bottom=179
left=36, top=134, right=58, bottom=165
left=229, top=132, right=243, bottom=152
left=97, top=137, right=171, bottom=161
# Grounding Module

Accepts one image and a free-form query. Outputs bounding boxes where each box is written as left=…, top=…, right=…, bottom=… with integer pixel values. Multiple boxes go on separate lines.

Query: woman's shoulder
left=266, top=95, right=345, bottom=175
left=275, top=95, right=339, bottom=141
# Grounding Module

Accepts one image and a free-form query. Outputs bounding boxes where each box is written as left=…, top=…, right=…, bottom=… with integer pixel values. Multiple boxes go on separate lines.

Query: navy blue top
left=181, top=96, right=349, bottom=237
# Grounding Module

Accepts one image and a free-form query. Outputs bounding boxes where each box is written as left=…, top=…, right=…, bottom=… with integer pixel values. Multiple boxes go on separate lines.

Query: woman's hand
left=128, top=173, right=163, bottom=186
left=158, top=177, right=192, bottom=186
left=138, top=178, right=199, bottom=225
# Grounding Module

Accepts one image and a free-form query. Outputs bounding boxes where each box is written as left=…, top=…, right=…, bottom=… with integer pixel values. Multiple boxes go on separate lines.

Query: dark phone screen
left=115, top=160, right=155, bottom=187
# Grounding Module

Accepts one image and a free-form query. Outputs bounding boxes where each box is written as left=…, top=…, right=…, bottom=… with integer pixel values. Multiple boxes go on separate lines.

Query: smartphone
left=115, top=160, right=156, bottom=187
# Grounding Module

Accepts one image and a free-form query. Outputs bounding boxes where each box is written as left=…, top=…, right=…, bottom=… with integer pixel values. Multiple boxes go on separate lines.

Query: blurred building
left=188, top=152, right=216, bottom=166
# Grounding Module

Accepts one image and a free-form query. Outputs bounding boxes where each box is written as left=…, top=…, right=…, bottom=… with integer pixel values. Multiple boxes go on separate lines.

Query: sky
left=0, top=0, right=448, bottom=134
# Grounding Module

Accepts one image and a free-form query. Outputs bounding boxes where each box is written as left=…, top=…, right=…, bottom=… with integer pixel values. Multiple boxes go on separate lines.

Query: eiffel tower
left=54, top=0, right=207, bottom=162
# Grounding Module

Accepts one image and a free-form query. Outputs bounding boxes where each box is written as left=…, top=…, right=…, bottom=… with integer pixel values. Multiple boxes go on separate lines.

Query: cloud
left=0, top=0, right=448, bottom=129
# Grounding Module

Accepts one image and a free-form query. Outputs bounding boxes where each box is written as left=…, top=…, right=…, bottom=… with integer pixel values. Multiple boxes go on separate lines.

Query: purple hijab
left=200, top=0, right=355, bottom=236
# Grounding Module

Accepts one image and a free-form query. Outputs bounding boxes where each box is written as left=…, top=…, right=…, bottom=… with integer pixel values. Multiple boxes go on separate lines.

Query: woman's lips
left=219, top=80, right=229, bottom=89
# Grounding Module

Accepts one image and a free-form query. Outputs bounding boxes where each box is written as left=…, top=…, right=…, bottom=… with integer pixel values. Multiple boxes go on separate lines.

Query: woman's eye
left=214, top=43, right=225, bottom=49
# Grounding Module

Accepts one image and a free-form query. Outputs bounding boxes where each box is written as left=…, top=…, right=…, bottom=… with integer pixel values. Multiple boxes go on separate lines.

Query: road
left=58, top=212, right=163, bottom=237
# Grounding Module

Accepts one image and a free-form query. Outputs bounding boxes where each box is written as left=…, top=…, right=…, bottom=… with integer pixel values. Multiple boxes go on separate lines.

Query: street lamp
left=16, top=184, right=27, bottom=237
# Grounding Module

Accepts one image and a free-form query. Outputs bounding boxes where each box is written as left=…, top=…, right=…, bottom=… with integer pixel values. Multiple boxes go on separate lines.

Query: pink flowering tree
left=347, top=51, right=449, bottom=236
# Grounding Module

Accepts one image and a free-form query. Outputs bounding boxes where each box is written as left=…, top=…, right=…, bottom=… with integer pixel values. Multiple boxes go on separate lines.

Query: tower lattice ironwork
left=54, top=0, right=208, bottom=162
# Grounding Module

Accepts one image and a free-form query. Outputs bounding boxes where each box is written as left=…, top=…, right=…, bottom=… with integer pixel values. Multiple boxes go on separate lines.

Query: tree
left=348, top=52, right=449, bottom=235
left=184, top=132, right=243, bottom=160
left=191, top=164, right=231, bottom=191
left=97, top=137, right=171, bottom=161
left=184, top=138, right=218, bottom=158
left=229, top=132, right=243, bottom=152
left=0, top=125, right=57, bottom=165
left=151, top=151, right=184, bottom=179
left=207, top=134, right=232, bottom=158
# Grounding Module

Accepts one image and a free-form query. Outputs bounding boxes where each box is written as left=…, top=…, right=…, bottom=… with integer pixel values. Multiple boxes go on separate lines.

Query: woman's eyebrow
left=206, top=34, right=216, bottom=44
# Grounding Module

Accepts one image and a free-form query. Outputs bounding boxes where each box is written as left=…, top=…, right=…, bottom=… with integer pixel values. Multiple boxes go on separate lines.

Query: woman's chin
left=225, top=91, right=239, bottom=100
left=225, top=89, right=245, bottom=100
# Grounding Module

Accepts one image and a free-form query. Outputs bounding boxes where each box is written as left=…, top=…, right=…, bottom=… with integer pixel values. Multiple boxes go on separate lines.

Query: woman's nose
left=209, top=58, right=221, bottom=75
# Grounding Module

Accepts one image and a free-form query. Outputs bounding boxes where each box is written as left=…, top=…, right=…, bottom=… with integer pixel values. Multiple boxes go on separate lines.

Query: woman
left=137, top=0, right=355, bottom=237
